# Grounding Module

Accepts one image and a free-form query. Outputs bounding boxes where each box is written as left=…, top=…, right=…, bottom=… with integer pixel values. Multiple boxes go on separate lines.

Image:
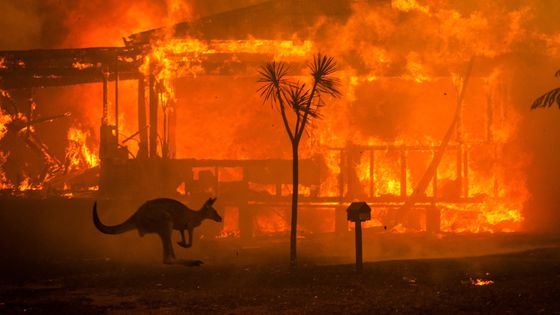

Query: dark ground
left=1, top=200, right=560, bottom=314
left=1, top=245, right=560, bottom=314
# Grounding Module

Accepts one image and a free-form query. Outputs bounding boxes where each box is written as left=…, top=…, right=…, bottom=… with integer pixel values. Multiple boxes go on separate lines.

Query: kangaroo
left=93, top=197, right=222, bottom=264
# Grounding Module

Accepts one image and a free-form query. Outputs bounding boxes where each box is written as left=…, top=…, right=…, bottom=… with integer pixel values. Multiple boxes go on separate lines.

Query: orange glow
left=470, top=278, right=494, bottom=286
left=65, top=126, right=99, bottom=171
left=0, top=109, right=11, bottom=140
left=255, top=209, right=289, bottom=235
left=72, top=61, right=95, bottom=70
left=218, top=206, right=240, bottom=238
left=141, top=39, right=312, bottom=102
left=18, top=176, right=41, bottom=191
left=4, top=0, right=558, bottom=237
left=391, top=0, right=430, bottom=13
left=176, top=182, right=186, bottom=195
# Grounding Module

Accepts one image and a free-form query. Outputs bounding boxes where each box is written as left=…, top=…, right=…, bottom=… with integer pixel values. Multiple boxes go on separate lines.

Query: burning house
left=0, top=0, right=556, bottom=239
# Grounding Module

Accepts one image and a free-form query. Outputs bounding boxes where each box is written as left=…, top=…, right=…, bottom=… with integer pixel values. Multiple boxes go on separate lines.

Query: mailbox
left=347, top=202, right=371, bottom=273
left=346, top=202, right=371, bottom=222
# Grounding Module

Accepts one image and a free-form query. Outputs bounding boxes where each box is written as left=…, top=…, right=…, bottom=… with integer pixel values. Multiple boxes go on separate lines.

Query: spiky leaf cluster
left=257, top=54, right=340, bottom=143
left=531, top=69, right=560, bottom=110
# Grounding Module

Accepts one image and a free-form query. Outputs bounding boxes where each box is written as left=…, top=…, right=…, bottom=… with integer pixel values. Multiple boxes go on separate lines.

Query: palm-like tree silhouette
left=532, top=69, right=560, bottom=109
left=258, top=54, right=340, bottom=266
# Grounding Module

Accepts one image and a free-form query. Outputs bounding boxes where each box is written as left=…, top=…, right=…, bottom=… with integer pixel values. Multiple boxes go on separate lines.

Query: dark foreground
left=1, top=247, right=559, bottom=315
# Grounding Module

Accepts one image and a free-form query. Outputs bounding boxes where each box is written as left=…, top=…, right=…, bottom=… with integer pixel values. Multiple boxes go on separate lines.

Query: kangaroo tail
left=93, top=201, right=136, bottom=235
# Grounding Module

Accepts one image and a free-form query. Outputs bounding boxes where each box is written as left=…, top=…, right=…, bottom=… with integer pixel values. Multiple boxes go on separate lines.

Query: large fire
left=1, top=0, right=558, bottom=236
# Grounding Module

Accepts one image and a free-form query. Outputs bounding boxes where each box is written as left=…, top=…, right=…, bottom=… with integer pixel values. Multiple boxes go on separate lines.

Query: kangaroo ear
left=206, top=197, right=216, bottom=206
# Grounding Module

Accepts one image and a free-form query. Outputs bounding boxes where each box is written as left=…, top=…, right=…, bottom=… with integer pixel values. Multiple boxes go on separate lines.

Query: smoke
left=0, top=1, right=42, bottom=50
left=0, top=0, right=194, bottom=49
left=0, top=0, right=277, bottom=50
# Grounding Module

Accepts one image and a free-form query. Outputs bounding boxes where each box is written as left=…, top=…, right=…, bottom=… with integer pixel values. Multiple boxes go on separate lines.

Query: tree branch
left=278, top=90, right=295, bottom=142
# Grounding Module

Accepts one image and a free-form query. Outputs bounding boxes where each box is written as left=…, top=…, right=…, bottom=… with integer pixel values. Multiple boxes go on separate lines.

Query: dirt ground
left=0, top=201, right=559, bottom=314
left=1, top=244, right=560, bottom=314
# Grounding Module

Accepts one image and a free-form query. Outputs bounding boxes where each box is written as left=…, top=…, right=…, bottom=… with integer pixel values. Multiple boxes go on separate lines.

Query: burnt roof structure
left=0, top=0, right=353, bottom=90
left=124, top=0, right=352, bottom=45
left=0, top=47, right=144, bottom=89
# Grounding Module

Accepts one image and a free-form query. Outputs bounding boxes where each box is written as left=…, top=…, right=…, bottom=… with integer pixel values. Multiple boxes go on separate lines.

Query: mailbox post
left=347, top=202, right=371, bottom=273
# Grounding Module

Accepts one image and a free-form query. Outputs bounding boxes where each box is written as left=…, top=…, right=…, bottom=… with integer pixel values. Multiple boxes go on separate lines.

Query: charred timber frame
left=137, top=78, right=148, bottom=159
left=332, top=143, right=482, bottom=203
left=0, top=44, right=491, bottom=234
left=0, top=47, right=144, bottom=89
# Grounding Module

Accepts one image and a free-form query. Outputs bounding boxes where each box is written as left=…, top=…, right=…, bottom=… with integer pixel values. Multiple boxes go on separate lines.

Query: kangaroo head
left=202, top=197, right=222, bottom=222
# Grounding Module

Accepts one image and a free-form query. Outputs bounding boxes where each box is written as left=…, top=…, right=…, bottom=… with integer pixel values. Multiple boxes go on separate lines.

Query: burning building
left=0, top=0, right=558, bottom=238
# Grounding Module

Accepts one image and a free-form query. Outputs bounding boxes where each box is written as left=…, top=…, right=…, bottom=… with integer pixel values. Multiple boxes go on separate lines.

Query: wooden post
left=355, top=221, right=363, bottom=273
left=400, top=148, right=407, bottom=198
left=100, top=71, right=109, bottom=160
left=162, top=95, right=168, bottom=159
left=102, top=71, right=108, bottom=125
left=347, top=202, right=371, bottom=273
left=99, top=72, right=109, bottom=192
left=137, top=77, right=148, bottom=159
left=168, top=100, right=176, bottom=159
left=114, top=57, right=119, bottom=145
left=369, top=149, right=374, bottom=198
left=149, top=73, right=158, bottom=158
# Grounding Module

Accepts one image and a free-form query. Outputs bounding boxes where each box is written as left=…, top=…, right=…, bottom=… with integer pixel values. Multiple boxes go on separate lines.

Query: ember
left=470, top=278, right=495, bottom=286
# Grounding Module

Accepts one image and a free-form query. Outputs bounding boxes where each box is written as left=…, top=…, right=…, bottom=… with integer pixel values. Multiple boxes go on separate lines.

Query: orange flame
left=65, top=126, right=99, bottom=171
left=6, top=0, right=555, bottom=236
left=470, top=278, right=494, bottom=286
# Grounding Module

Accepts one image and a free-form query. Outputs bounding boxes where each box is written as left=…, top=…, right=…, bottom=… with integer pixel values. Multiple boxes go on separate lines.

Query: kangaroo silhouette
left=93, top=197, right=222, bottom=264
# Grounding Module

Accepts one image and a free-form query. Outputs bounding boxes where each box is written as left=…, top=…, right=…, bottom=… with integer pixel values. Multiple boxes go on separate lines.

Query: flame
left=392, top=0, right=430, bottom=13
left=0, top=109, right=12, bottom=190
left=65, top=126, right=99, bottom=171
left=470, top=278, right=494, bottom=286
left=72, top=61, right=95, bottom=70
left=255, top=209, right=289, bottom=235
left=0, top=152, right=11, bottom=190
left=141, top=39, right=312, bottom=102
left=176, top=182, right=186, bottom=195
left=217, top=206, right=240, bottom=238
left=0, top=110, right=11, bottom=140
left=3, top=0, right=556, bottom=236
left=18, top=176, right=42, bottom=191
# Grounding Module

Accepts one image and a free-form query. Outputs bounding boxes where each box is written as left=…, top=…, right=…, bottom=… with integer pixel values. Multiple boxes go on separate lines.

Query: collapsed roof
left=0, top=0, right=352, bottom=89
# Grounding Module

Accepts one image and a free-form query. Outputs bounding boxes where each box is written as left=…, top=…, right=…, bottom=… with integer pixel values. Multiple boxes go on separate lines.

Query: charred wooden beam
left=400, top=149, right=407, bottom=198
left=124, top=0, right=352, bottom=46
left=148, top=73, right=158, bottom=158
left=137, top=78, right=148, bottom=159
left=0, top=45, right=312, bottom=89
left=0, top=47, right=144, bottom=89
left=114, top=58, right=119, bottom=145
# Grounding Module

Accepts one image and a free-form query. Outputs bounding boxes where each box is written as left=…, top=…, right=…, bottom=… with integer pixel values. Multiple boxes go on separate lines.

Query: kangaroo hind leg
left=158, top=222, right=175, bottom=264
left=177, top=229, right=193, bottom=248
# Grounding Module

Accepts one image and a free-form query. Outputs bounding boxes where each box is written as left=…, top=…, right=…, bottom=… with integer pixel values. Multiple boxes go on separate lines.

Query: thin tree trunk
left=290, top=141, right=299, bottom=267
